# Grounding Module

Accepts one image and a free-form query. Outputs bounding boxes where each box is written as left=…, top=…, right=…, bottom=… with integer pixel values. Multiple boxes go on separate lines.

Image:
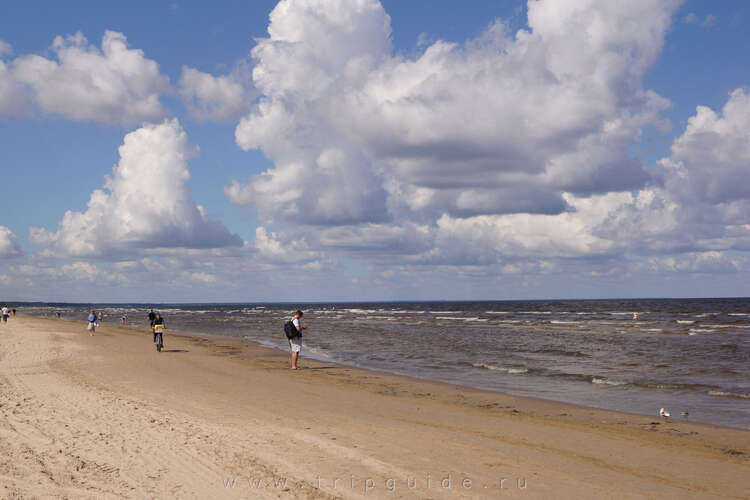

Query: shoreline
left=28, top=313, right=750, bottom=432
left=1, top=316, right=748, bottom=498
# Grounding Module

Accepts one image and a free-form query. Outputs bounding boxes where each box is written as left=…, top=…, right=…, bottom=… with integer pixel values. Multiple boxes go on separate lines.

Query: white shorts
left=87, top=322, right=96, bottom=331
left=288, top=336, right=302, bottom=353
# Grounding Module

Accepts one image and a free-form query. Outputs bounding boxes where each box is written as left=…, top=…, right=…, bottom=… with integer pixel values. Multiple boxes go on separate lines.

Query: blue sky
left=1, top=0, right=749, bottom=302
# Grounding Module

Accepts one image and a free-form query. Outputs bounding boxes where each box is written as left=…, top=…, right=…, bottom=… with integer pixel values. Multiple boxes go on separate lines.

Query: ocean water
left=14, top=298, right=750, bottom=429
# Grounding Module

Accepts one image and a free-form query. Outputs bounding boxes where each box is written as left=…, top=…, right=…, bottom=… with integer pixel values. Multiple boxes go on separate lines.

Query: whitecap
left=708, top=390, right=750, bottom=400
left=592, top=377, right=627, bottom=386
left=689, top=328, right=717, bottom=335
left=472, top=363, right=528, bottom=374
left=345, top=309, right=377, bottom=314
left=507, top=367, right=529, bottom=374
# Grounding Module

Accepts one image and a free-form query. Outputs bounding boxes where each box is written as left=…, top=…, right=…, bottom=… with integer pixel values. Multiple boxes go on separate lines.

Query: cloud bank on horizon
left=1, top=0, right=749, bottom=300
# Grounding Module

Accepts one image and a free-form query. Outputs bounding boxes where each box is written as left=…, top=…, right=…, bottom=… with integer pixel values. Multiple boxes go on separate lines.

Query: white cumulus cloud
left=1, top=30, right=169, bottom=123
left=254, top=226, right=323, bottom=265
left=178, top=65, right=250, bottom=122
left=0, top=226, right=23, bottom=258
left=601, top=89, right=750, bottom=255
left=228, top=0, right=679, bottom=226
left=0, top=40, right=11, bottom=57
left=30, top=119, right=242, bottom=257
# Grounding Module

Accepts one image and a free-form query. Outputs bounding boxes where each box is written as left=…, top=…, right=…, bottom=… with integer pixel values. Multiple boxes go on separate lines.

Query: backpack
left=284, top=320, right=299, bottom=339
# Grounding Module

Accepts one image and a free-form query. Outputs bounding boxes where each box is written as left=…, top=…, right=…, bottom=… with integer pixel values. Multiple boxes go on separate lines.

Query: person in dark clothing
left=152, top=313, right=165, bottom=346
left=147, top=309, right=156, bottom=327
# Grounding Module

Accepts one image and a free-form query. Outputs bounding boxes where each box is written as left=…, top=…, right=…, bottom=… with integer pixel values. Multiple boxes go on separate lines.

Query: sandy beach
left=0, top=317, right=748, bottom=499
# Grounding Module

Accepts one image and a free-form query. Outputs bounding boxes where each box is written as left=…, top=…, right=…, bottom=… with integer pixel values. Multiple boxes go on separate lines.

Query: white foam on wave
left=688, top=328, right=717, bottom=335
left=644, top=328, right=663, bottom=333
left=507, top=367, right=529, bottom=374
left=472, top=363, right=528, bottom=374
left=345, top=308, right=378, bottom=314
left=677, top=320, right=695, bottom=324
left=592, top=377, right=627, bottom=387
left=728, top=313, right=749, bottom=316
left=708, top=390, right=750, bottom=399
left=464, top=317, right=489, bottom=322
left=550, top=320, right=578, bottom=324
left=435, top=316, right=465, bottom=321
left=484, top=311, right=510, bottom=315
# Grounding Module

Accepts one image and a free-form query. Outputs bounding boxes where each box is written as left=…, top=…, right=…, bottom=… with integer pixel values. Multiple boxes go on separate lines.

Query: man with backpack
left=284, top=310, right=306, bottom=370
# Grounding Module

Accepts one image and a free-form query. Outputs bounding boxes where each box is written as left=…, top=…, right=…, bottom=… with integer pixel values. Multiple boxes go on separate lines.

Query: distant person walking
left=147, top=309, right=156, bottom=328
left=87, top=309, right=97, bottom=336
left=287, top=310, right=306, bottom=370
left=11, top=308, right=16, bottom=316
left=1, top=306, right=9, bottom=323
left=97, top=311, right=103, bottom=326
left=121, top=313, right=127, bottom=325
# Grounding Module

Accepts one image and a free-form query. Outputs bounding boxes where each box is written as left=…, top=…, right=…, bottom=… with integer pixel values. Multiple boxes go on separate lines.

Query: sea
left=12, top=298, right=750, bottom=429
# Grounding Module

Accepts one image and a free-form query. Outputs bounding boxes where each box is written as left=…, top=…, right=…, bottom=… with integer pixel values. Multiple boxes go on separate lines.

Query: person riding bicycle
left=152, top=313, right=165, bottom=348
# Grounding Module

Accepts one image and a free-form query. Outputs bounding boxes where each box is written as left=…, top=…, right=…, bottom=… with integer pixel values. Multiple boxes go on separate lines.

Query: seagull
left=659, top=408, right=671, bottom=418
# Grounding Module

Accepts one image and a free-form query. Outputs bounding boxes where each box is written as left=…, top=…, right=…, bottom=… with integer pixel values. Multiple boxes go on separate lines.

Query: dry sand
left=0, top=316, right=748, bottom=499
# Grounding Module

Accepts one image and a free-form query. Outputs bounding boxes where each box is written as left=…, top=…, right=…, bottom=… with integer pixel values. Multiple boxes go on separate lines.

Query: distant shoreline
left=6, top=296, right=750, bottom=306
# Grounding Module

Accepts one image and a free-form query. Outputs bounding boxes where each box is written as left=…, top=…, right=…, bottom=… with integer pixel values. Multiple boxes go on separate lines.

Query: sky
left=1, top=0, right=749, bottom=303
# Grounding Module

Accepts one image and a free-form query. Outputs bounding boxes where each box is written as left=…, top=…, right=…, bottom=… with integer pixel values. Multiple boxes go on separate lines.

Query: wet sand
left=1, top=316, right=748, bottom=498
